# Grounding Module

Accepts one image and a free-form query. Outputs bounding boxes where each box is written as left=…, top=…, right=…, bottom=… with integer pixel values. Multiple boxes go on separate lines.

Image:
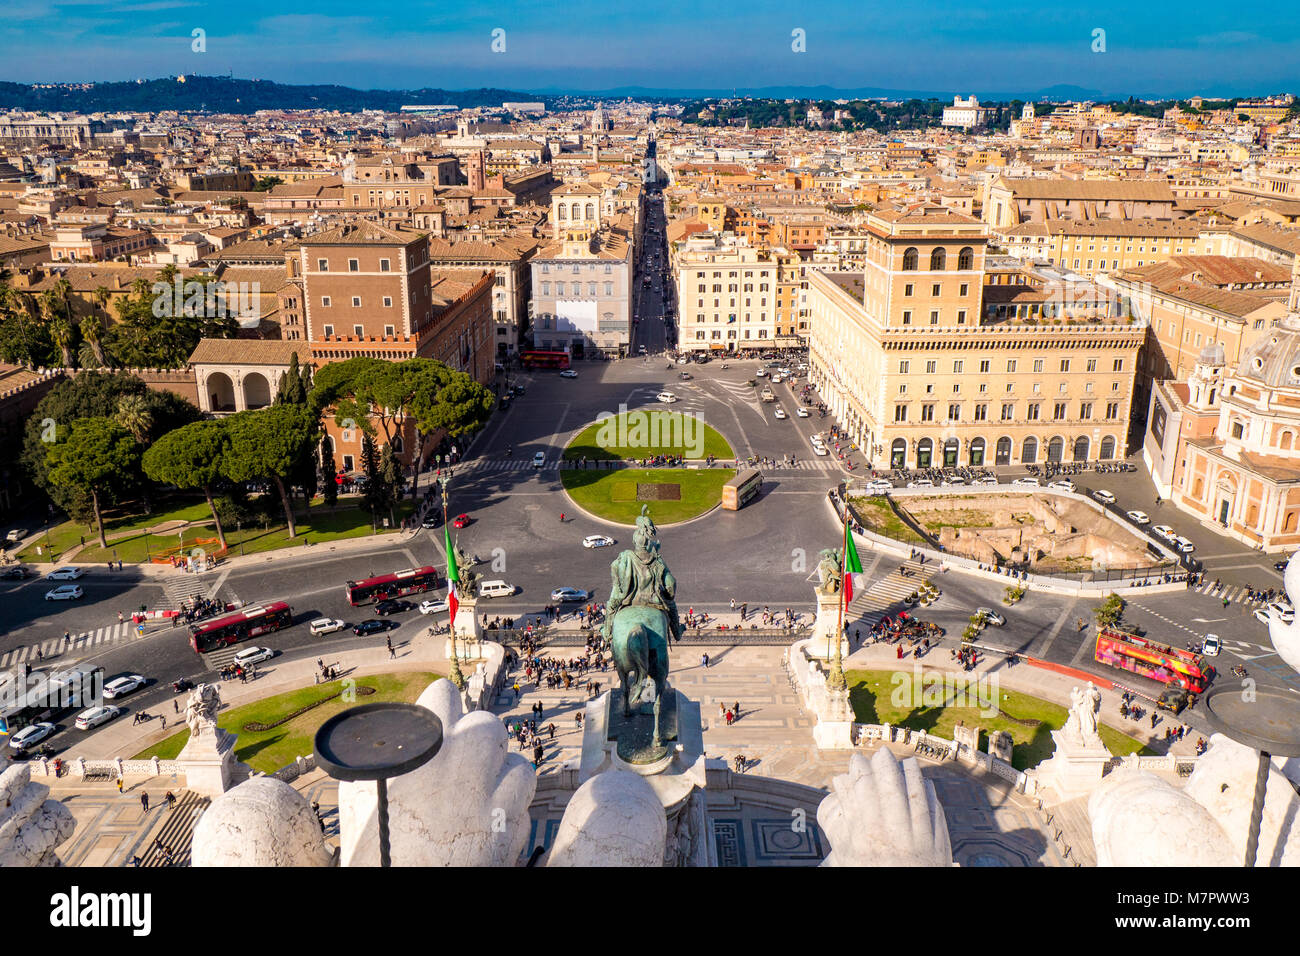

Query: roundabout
left=560, top=411, right=737, bottom=525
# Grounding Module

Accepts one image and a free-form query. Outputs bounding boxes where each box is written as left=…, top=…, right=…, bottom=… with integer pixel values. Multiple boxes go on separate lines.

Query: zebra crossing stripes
left=0, top=621, right=140, bottom=669
left=845, top=560, right=931, bottom=625
left=1189, top=579, right=1253, bottom=604
left=459, top=458, right=838, bottom=475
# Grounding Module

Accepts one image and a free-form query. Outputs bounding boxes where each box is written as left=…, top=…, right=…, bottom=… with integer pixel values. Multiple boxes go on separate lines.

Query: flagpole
left=441, top=474, right=465, bottom=690
left=828, top=516, right=848, bottom=691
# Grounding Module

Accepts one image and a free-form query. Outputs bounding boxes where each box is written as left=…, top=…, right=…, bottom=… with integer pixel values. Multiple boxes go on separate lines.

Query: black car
left=1156, top=687, right=1190, bottom=715
left=0, top=565, right=30, bottom=579
left=1275, top=560, right=1290, bottom=572
left=353, top=619, right=392, bottom=636
left=421, top=513, right=442, bottom=529
left=375, top=599, right=414, bottom=616
left=512, top=384, right=526, bottom=395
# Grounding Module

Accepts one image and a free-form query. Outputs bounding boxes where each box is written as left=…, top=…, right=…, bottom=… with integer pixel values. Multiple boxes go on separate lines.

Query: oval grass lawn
left=561, top=467, right=735, bottom=525
left=846, top=668, right=1155, bottom=771
left=133, top=671, right=441, bottom=774
left=564, top=411, right=734, bottom=461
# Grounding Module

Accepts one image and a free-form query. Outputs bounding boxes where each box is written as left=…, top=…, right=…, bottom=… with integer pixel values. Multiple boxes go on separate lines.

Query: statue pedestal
left=453, top=596, right=482, bottom=641
left=1034, top=730, right=1111, bottom=801
left=808, top=589, right=849, bottom=660
left=176, top=726, right=240, bottom=798
left=580, top=687, right=711, bottom=866
left=812, top=684, right=856, bottom=749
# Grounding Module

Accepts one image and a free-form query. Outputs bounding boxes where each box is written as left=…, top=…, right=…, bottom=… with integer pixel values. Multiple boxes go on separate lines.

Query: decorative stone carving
left=338, top=677, right=535, bottom=866
left=176, top=682, right=240, bottom=797
left=1064, top=682, right=1104, bottom=749
left=0, top=764, right=75, bottom=867
left=192, top=776, right=334, bottom=867
left=546, top=770, right=666, bottom=867
left=818, top=748, right=954, bottom=866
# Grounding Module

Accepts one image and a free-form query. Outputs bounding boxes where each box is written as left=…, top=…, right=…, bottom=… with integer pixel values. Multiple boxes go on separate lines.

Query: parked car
left=865, top=480, right=893, bottom=495
left=103, top=675, right=146, bottom=699
left=453, top=513, right=471, bottom=529
left=550, top=587, right=590, bottom=603
left=1171, top=536, right=1196, bottom=554
left=583, top=534, right=615, bottom=549
left=976, top=607, right=1006, bottom=626
left=1156, top=687, right=1190, bottom=715
left=353, top=619, right=392, bottom=636
left=1048, top=479, right=1076, bottom=492
left=1125, top=510, right=1151, bottom=525
left=419, top=598, right=450, bottom=615
left=906, top=479, right=935, bottom=488
left=559, top=370, right=578, bottom=379
left=973, top=475, right=999, bottom=486
left=4, top=529, right=24, bottom=543
left=8, top=722, right=56, bottom=751
left=309, top=618, right=346, bottom=636
left=375, top=599, right=415, bottom=616
left=1151, top=524, right=1176, bottom=539
left=0, top=565, right=31, bottom=579
left=45, top=584, right=84, bottom=601
left=1011, top=477, right=1041, bottom=487
left=233, top=646, right=275, bottom=667
left=47, top=566, right=86, bottom=580
left=532, top=452, right=546, bottom=469
left=75, top=705, right=122, bottom=731
left=811, top=444, right=829, bottom=456
left=1092, top=489, right=1117, bottom=504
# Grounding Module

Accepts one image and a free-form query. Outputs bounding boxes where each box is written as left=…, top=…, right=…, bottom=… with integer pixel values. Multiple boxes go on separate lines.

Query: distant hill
left=0, top=76, right=553, bottom=114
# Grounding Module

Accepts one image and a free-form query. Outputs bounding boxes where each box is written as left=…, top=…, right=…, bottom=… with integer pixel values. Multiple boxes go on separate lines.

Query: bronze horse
left=609, top=604, right=672, bottom=748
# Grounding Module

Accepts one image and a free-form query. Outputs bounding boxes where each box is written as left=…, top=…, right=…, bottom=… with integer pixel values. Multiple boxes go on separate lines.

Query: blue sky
left=0, top=0, right=1296, bottom=97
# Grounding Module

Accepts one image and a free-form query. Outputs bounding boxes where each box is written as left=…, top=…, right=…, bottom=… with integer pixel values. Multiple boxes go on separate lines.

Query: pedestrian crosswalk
left=458, top=458, right=839, bottom=475
left=0, top=621, right=145, bottom=669
left=1188, top=579, right=1260, bottom=605
left=845, top=559, right=933, bottom=626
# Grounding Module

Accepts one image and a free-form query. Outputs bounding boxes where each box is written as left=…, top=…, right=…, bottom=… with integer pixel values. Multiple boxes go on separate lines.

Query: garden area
left=563, top=411, right=734, bottom=461
left=845, top=668, right=1154, bottom=770
left=847, top=495, right=927, bottom=545
left=134, top=671, right=441, bottom=774
left=561, top=467, right=735, bottom=525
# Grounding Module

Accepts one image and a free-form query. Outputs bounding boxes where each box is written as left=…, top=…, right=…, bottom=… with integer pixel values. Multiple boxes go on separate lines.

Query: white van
left=479, top=580, right=516, bottom=599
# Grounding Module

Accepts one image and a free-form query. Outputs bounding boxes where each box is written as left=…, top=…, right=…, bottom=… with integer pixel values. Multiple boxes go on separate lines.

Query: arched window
left=1285, top=511, right=1298, bottom=533
left=930, top=248, right=946, bottom=271
left=958, top=247, right=974, bottom=270
left=391, top=436, right=404, bottom=455
left=1192, top=477, right=1204, bottom=499
left=1021, top=437, right=1038, bottom=464
left=1099, top=436, right=1116, bottom=460
left=1073, top=436, right=1090, bottom=462
left=557, top=204, right=567, bottom=220
left=917, top=437, right=933, bottom=467
left=901, top=247, right=918, bottom=271
left=995, top=436, right=1013, bottom=465
left=585, top=203, right=595, bottom=220
left=571, top=202, right=581, bottom=220
left=968, top=437, right=986, bottom=466
left=891, top=438, right=907, bottom=469
left=1246, top=504, right=1259, bottom=526
left=1282, top=431, right=1294, bottom=452
left=1047, top=436, right=1064, bottom=463
left=943, top=438, right=959, bottom=467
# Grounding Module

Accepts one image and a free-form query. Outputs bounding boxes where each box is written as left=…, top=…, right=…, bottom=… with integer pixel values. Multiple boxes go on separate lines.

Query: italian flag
left=842, top=520, right=865, bottom=605
left=444, top=525, right=459, bottom=629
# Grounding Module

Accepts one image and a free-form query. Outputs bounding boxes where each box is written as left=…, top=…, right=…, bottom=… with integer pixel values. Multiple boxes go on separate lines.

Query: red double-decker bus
left=1094, top=628, right=1214, bottom=693
left=190, top=602, right=293, bottom=653
left=344, top=566, right=440, bottom=606
left=520, top=349, right=571, bottom=370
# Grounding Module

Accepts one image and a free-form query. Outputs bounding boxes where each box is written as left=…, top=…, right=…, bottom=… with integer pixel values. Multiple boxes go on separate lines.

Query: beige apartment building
left=984, top=177, right=1176, bottom=228
left=807, top=207, right=1144, bottom=468
left=999, top=219, right=1208, bottom=276
left=675, top=233, right=786, bottom=353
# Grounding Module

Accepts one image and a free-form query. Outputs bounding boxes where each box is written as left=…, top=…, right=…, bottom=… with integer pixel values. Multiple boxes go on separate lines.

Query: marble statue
left=546, top=770, right=666, bottom=867
left=605, top=506, right=681, bottom=749
left=1265, top=552, right=1300, bottom=675
left=815, top=548, right=842, bottom=596
left=1065, top=682, right=1103, bottom=748
left=0, top=764, right=75, bottom=867
left=184, top=683, right=221, bottom=737
left=192, top=776, right=334, bottom=867
left=817, top=748, right=954, bottom=866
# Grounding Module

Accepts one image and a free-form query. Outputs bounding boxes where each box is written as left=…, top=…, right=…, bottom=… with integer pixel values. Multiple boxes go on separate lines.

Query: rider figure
left=603, top=506, right=683, bottom=645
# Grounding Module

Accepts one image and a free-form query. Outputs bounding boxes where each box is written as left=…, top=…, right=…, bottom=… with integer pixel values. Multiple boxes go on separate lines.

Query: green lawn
left=564, top=412, right=734, bottom=461
left=22, top=498, right=417, bottom=565
left=133, top=671, right=441, bottom=773
left=848, top=496, right=927, bottom=545
left=846, top=669, right=1154, bottom=770
left=561, top=467, right=735, bottom=525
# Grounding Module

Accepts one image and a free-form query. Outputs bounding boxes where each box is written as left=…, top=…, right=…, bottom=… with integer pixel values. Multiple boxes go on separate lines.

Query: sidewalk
left=75, top=631, right=453, bottom=761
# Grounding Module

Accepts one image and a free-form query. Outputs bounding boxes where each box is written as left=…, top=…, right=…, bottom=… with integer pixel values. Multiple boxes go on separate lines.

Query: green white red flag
left=445, top=524, right=459, bottom=628
left=842, top=519, right=864, bottom=605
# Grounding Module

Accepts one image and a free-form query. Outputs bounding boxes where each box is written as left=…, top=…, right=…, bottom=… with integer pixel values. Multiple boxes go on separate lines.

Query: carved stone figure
left=185, top=683, right=221, bottom=737
left=1065, top=682, right=1102, bottom=748
left=0, top=765, right=75, bottom=867
left=815, top=548, right=842, bottom=596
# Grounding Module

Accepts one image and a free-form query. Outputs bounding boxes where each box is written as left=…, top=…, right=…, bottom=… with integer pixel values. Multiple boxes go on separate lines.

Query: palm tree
left=114, top=393, right=154, bottom=443
left=40, top=290, right=75, bottom=368
left=79, top=316, right=107, bottom=367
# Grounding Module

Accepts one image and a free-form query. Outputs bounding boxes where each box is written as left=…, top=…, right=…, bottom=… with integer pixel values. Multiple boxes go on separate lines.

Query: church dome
left=1197, top=341, right=1226, bottom=367
left=1237, top=314, right=1300, bottom=389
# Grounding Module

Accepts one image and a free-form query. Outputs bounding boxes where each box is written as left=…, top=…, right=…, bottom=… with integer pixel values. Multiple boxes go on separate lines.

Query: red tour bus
left=345, top=566, right=441, bottom=606
left=520, top=349, right=571, bottom=370
left=1094, top=628, right=1214, bottom=693
left=190, top=602, right=293, bottom=653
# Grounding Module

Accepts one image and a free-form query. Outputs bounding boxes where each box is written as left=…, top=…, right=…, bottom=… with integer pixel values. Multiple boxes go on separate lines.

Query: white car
left=479, top=580, right=516, bottom=599
left=1171, top=536, right=1196, bottom=554
left=234, top=646, right=275, bottom=667
left=1011, top=477, right=1041, bottom=487
left=309, top=618, right=346, bottom=636
left=103, top=674, right=146, bottom=699
left=771, top=375, right=784, bottom=384
left=1048, top=479, right=1076, bottom=492
left=1152, top=524, right=1175, bottom=539
left=811, top=444, right=829, bottom=456
left=677, top=358, right=690, bottom=365
left=774, top=407, right=787, bottom=419
left=46, top=566, right=85, bottom=580
left=532, top=451, right=546, bottom=468
left=973, top=475, right=999, bottom=486
left=1125, top=510, right=1151, bottom=525
left=583, top=534, right=615, bottom=549
left=907, top=479, right=935, bottom=488
left=1268, top=600, right=1294, bottom=621
left=419, top=598, right=450, bottom=615
left=559, top=370, right=578, bottom=379
left=75, top=705, right=122, bottom=731
left=754, top=368, right=767, bottom=377
left=8, top=722, right=56, bottom=751
left=45, top=585, right=84, bottom=601
left=796, top=407, right=810, bottom=418
left=866, top=480, right=893, bottom=495
left=1201, top=634, right=1221, bottom=657
left=976, top=607, right=1006, bottom=626
left=940, top=477, right=966, bottom=487
left=1092, top=489, right=1116, bottom=504
left=656, top=391, right=678, bottom=403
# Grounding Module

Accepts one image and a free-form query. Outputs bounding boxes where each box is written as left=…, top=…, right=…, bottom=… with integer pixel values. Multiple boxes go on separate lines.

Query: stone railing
left=268, top=754, right=316, bottom=783
left=826, top=486, right=1186, bottom=597
left=24, top=756, right=180, bottom=779
left=460, top=639, right=508, bottom=713
left=847, top=721, right=1036, bottom=795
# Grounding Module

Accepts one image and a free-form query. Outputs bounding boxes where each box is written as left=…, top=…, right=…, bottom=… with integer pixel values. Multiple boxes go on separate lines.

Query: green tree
left=360, top=433, right=385, bottom=519
left=44, top=417, right=139, bottom=548
left=141, top=419, right=231, bottom=550
left=1094, top=593, right=1125, bottom=628
left=320, top=437, right=338, bottom=511
left=275, top=351, right=309, bottom=406
left=221, top=404, right=312, bottom=538
left=378, top=441, right=403, bottom=526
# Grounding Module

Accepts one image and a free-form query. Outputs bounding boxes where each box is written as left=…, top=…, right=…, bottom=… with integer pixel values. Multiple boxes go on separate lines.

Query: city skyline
left=1, top=0, right=1298, bottom=99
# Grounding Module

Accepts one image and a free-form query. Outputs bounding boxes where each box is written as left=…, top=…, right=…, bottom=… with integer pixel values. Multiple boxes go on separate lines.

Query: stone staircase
left=846, top=558, right=935, bottom=627
left=140, top=790, right=210, bottom=867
